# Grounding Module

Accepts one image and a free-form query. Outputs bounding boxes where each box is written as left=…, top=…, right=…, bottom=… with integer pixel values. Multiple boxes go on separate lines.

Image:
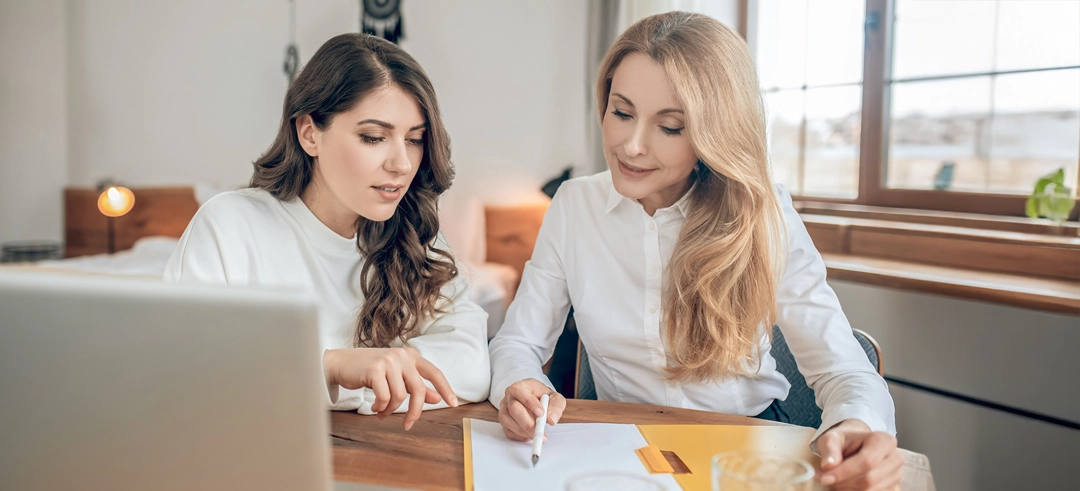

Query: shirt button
left=650, top=266, right=659, bottom=275
left=649, top=305, right=657, bottom=313
left=648, top=222, right=656, bottom=231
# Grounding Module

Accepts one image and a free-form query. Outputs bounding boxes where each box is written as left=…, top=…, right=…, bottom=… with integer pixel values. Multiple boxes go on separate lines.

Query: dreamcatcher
left=283, top=0, right=299, bottom=83
left=361, top=0, right=403, bottom=44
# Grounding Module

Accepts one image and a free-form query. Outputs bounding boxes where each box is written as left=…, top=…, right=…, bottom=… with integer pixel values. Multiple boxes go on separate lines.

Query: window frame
left=747, top=0, right=1080, bottom=219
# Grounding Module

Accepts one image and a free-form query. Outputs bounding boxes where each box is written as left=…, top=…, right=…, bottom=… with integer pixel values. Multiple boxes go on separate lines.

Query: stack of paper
left=465, top=419, right=679, bottom=491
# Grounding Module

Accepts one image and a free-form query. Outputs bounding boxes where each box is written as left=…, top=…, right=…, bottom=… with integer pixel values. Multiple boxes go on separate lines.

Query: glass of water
left=712, top=452, right=815, bottom=491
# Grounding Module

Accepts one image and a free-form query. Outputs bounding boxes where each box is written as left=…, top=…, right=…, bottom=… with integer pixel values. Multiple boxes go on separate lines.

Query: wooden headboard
left=483, top=201, right=550, bottom=280
left=64, top=186, right=551, bottom=283
left=64, top=187, right=199, bottom=258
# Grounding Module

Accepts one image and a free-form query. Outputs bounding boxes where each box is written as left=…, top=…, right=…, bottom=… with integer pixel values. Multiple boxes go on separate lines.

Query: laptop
left=0, top=271, right=401, bottom=490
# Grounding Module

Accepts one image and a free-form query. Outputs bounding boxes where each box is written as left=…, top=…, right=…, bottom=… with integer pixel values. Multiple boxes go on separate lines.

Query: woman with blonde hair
left=489, top=11, right=900, bottom=490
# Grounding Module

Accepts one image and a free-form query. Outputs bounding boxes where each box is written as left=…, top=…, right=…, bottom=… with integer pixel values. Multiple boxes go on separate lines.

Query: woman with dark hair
left=165, top=33, right=490, bottom=430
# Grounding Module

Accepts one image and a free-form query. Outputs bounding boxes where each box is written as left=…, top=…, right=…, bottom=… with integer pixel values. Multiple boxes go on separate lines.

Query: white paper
left=469, top=419, right=681, bottom=491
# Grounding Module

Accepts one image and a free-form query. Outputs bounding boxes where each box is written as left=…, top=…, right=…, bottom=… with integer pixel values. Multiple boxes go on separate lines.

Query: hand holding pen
left=497, top=378, right=567, bottom=443
left=531, top=393, right=550, bottom=467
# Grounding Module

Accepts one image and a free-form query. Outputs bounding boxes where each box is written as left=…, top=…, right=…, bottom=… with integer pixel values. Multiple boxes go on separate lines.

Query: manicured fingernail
left=824, top=456, right=836, bottom=465
left=820, top=475, right=835, bottom=485
left=534, top=407, right=543, bottom=417
left=405, top=422, right=413, bottom=431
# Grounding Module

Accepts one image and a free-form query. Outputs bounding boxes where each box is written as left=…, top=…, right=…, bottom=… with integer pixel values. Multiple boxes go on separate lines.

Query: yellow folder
left=637, top=424, right=820, bottom=491
left=464, top=419, right=820, bottom=491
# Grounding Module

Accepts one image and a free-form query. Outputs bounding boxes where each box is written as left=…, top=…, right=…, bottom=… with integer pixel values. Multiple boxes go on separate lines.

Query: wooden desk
left=331, top=399, right=779, bottom=491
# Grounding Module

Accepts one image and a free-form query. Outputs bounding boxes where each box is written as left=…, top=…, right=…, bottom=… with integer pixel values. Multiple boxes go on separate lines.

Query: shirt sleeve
left=162, top=205, right=234, bottom=286
left=487, top=188, right=573, bottom=409
left=163, top=199, right=343, bottom=405
left=343, top=235, right=493, bottom=414
left=772, top=185, right=897, bottom=446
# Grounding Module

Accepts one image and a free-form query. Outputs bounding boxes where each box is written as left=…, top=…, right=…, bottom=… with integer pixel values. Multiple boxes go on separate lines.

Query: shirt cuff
left=489, top=367, right=553, bottom=409
left=322, top=349, right=339, bottom=406
left=810, top=403, right=891, bottom=453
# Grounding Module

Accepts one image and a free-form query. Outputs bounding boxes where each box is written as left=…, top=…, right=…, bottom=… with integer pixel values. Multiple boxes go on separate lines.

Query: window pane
left=892, top=0, right=995, bottom=80
left=756, top=0, right=807, bottom=90
left=887, top=77, right=993, bottom=191
left=765, top=89, right=805, bottom=194
left=988, top=69, right=1080, bottom=194
left=996, top=1, right=1080, bottom=72
left=804, top=85, right=861, bottom=198
left=805, top=0, right=864, bottom=86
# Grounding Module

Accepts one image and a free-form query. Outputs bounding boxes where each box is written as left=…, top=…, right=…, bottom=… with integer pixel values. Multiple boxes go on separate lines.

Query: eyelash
left=610, top=110, right=683, bottom=136
left=360, top=135, right=425, bottom=146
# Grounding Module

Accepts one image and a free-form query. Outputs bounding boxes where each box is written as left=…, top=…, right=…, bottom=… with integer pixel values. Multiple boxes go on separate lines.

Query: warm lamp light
left=97, top=186, right=135, bottom=217
left=94, top=182, right=135, bottom=254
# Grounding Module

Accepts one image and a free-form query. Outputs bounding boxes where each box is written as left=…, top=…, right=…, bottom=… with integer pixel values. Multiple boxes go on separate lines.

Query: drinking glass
left=712, top=452, right=815, bottom=491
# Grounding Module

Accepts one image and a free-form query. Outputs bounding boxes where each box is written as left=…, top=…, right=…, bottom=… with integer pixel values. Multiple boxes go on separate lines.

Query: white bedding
left=38, top=236, right=179, bottom=277
left=39, top=235, right=515, bottom=338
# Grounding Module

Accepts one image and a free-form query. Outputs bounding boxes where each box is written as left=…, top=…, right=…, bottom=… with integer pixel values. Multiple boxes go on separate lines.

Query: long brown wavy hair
left=250, top=33, right=458, bottom=348
left=597, top=12, right=786, bottom=383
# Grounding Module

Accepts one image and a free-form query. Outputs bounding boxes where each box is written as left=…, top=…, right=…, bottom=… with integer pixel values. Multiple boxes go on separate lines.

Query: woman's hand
left=497, top=378, right=566, bottom=441
left=323, top=347, right=458, bottom=430
left=816, top=419, right=903, bottom=490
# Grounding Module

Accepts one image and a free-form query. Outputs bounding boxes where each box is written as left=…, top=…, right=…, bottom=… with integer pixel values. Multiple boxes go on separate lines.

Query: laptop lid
left=0, top=271, right=332, bottom=490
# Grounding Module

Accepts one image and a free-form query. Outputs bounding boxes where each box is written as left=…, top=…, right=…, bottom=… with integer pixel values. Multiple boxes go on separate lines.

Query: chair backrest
left=575, top=340, right=597, bottom=400
left=770, top=325, right=883, bottom=428
left=575, top=327, right=884, bottom=426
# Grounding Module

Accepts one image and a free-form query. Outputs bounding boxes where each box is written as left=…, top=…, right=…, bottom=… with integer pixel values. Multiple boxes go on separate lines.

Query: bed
left=30, top=185, right=549, bottom=339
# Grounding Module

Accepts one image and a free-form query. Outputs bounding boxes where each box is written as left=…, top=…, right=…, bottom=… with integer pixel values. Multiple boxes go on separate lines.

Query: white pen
left=531, top=393, right=550, bottom=468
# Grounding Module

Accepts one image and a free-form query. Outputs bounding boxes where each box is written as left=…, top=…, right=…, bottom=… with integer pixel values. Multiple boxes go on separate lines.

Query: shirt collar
left=279, top=195, right=359, bottom=256
left=604, top=174, right=625, bottom=214
left=603, top=172, right=695, bottom=218
left=668, top=184, right=694, bottom=218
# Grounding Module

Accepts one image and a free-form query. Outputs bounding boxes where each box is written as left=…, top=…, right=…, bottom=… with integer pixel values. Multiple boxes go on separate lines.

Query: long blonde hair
left=596, top=12, right=785, bottom=383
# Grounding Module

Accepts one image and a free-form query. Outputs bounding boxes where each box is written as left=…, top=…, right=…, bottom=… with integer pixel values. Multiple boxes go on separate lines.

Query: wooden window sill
left=794, top=203, right=1080, bottom=314
left=795, top=201, right=1080, bottom=237
left=799, top=213, right=1079, bottom=281
left=822, top=253, right=1080, bottom=315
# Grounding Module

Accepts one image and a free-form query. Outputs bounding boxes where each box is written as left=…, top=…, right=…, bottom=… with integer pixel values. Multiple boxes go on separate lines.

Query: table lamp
left=96, top=183, right=135, bottom=254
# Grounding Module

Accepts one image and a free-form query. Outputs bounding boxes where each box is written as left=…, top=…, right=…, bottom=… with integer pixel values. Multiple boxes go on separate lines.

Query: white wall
left=64, top=0, right=591, bottom=200
left=831, top=280, right=1080, bottom=490
left=65, top=0, right=288, bottom=189
left=0, top=0, right=68, bottom=244
left=0, top=0, right=591, bottom=244
left=400, top=0, right=589, bottom=204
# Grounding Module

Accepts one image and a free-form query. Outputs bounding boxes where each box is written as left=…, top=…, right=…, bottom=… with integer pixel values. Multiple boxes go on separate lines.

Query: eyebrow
left=356, top=119, right=427, bottom=131
left=611, top=92, right=684, bottom=116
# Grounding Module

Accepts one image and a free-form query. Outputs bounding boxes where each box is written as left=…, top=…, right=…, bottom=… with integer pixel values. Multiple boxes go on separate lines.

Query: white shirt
left=164, top=188, right=491, bottom=414
left=488, top=172, right=895, bottom=442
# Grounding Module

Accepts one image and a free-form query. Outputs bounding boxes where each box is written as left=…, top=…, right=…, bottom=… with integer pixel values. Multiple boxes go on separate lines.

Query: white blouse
left=488, top=171, right=895, bottom=442
left=164, top=188, right=491, bottom=414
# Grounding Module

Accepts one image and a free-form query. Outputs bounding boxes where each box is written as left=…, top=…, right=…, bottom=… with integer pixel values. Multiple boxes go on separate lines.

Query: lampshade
left=97, top=186, right=135, bottom=217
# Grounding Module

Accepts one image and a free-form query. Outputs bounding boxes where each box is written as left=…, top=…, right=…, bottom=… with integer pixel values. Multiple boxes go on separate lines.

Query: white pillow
left=438, top=186, right=486, bottom=266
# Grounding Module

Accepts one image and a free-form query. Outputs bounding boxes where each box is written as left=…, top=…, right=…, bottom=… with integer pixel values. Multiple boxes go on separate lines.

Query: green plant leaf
left=1027, top=168, right=1070, bottom=219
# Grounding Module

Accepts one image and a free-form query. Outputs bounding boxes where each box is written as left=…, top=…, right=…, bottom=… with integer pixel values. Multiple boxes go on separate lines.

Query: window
left=755, top=0, right=866, bottom=199
left=752, top=0, right=1080, bottom=216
